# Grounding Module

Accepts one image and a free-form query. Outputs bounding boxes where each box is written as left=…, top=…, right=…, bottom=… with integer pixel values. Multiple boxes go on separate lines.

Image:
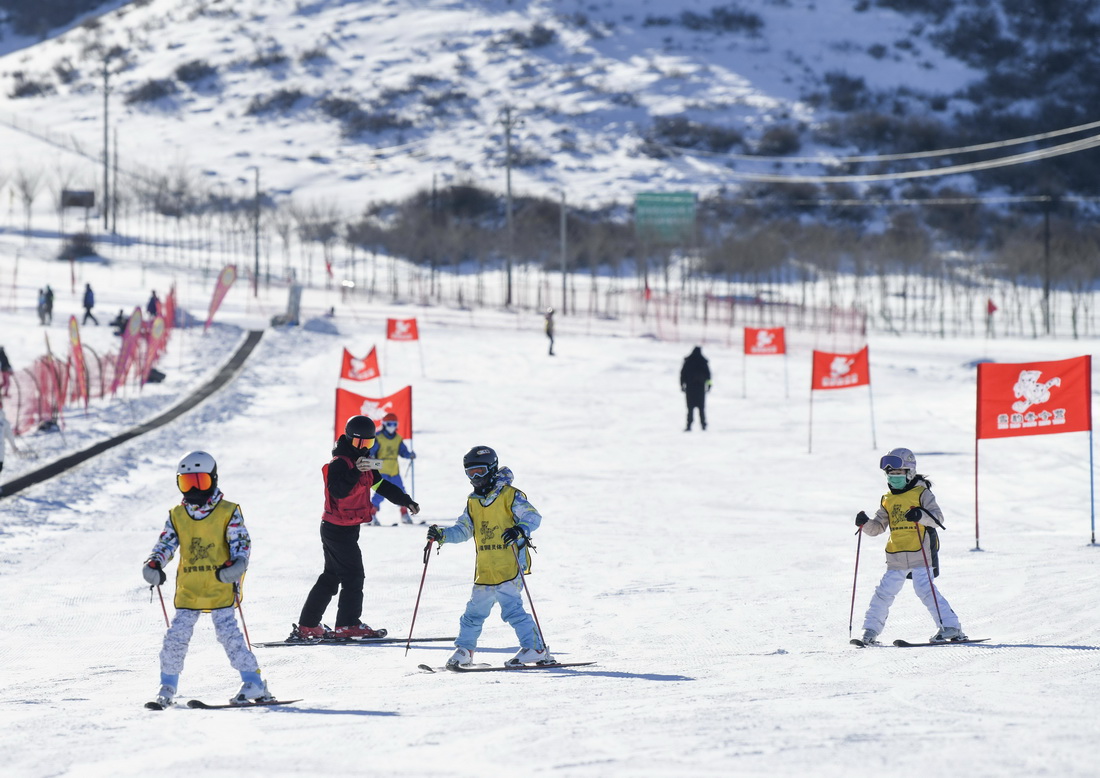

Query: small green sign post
left=635, top=191, right=696, bottom=244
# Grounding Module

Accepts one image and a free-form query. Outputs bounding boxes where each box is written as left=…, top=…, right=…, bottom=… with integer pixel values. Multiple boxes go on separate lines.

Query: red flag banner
left=976, top=356, right=1092, bottom=439
left=386, top=317, right=419, bottom=341
left=811, top=346, right=870, bottom=391
left=111, top=308, right=145, bottom=394
left=334, top=386, right=413, bottom=442
left=140, top=316, right=167, bottom=384
left=340, top=347, right=380, bottom=381
left=68, top=316, right=89, bottom=409
left=205, top=265, right=238, bottom=331
left=744, top=327, right=786, bottom=355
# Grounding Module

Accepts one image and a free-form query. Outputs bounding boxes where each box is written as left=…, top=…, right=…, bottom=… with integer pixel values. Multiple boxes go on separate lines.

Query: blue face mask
left=887, top=474, right=908, bottom=490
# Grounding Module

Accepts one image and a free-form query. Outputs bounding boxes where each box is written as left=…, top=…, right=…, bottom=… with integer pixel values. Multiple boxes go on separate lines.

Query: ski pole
left=917, top=524, right=945, bottom=630
left=511, top=543, right=548, bottom=651
left=405, top=538, right=434, bottom=655
left=152, top=584, right=170, bottom=628
left=234, top=583, right=253, bottom=649
left=849, top=526, right=863, bottom=639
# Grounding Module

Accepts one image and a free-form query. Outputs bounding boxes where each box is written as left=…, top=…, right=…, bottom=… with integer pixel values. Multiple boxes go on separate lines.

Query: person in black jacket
left=290, top=415, right=420, bottom=642
left=680, top=346, right=712, bottom=431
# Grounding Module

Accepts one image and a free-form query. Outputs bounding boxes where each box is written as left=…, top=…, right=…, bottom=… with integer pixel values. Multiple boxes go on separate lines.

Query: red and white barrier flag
left=340, top=346, right=380, bottom=382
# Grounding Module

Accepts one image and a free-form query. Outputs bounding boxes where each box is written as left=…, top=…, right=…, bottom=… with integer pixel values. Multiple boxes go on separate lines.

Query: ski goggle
left=177, top=472, right=213, bottom=492
left=382, top=421, right=398, bottom=431
left=350, top=436, right=374, bottom=449
left=465, top=465, right=490, bottom=479
left=879, top=455, right=905, bottom=471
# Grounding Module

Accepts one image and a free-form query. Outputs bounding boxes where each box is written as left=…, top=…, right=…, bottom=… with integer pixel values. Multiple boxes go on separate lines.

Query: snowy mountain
left=0, top=0, right=998, bottom=211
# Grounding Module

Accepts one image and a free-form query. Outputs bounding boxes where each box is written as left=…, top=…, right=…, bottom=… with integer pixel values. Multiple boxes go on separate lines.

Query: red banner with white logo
left=205, top=265, right=237, bottom=331
left=386, top=318, right=419, bottom=341
left=340, top=347, right=380, bottom=381
left=334, top=386, right=413, bottom=443
left=976, top=356, right=1092, bottom=440
left=744, top=327, right=786, bottom=355
left=811, top=347, right=870, bottom=390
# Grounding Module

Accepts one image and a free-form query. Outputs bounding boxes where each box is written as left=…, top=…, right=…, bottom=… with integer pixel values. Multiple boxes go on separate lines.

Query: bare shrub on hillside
left=247, top=88, right=307, bottom=115
left=175, top=59, right=218, bottom=84
left=125, top=78, right=178, bottom=105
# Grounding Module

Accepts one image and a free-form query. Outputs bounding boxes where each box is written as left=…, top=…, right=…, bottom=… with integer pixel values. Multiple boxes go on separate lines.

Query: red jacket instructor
left=292, top=415, right=419, bottom=640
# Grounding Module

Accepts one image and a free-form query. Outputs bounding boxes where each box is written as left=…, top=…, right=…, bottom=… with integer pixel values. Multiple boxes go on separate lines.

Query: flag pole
left=973, top=436, right=982, bottom=552
left=1089, top=428, right=1095, bottom=546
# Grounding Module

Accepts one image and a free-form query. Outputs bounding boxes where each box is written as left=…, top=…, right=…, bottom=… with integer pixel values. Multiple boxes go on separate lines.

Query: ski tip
left=849, top=639, right=865, bottom=647
left=144, top=701, right=166, bottom=710
left=417, top=664, right=437, bottom=673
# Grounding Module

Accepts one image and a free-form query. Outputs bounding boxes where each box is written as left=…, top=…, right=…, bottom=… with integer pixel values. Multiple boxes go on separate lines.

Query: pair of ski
left=145, top=698, right=301, bottom=711
left=851, top=637, right=990, bottom=648
left=418, top=661, right=595, bottom=673
left=254, top=635, right=454, bottom=648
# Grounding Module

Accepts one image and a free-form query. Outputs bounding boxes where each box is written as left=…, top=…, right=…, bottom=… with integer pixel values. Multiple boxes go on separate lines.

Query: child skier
left=142, top=451, right=275, bottom=707
left=855, top=447, right=967, bottom=645
left=368, top=412, right=417, bottom=524
left=291, top=415, right=420, bottom=640
left=426, top=445, right=552, bottom=667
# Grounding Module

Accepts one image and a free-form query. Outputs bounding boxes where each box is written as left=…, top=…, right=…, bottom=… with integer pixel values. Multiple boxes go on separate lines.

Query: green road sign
left=635, top=191, right=696, bottom=244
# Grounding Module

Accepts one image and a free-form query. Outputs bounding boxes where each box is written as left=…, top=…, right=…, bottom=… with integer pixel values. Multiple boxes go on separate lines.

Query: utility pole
left=102, top=57, right=111, bottom=232
left=1042, top=194, right=1052, bottom=334
left=498, top=106, right=522, bottom=307
left=252, top=166, right=261, bottom=297
left=559, top=190, right=567, bottom=315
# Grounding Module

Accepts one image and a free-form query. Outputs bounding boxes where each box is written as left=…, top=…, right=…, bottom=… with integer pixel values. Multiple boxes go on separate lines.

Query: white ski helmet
left=177, top=450, right=217, bottom=476
left=879, top=447, right=916, bottom=479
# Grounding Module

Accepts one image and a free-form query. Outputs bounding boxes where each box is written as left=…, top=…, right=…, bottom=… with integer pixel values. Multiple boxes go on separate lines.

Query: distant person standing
left=0, top=346, right=12, bottom=397
left=680, top=346, right=712, bottom=431
left=36, top=289, right=47, bottom=325
left=544, top=307, right=555, bottom=356
left=43, top=285, right=54, bottom=325
left=147, top=290, right=161, bottom=318
left=82, top=283, right=99, bottom=326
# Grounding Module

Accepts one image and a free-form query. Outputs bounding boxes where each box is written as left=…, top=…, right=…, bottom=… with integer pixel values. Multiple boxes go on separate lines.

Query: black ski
left=144, top=701, right=169, bottom=710
left=419, top=662, right=595, bottom=673
left=186, top=698, right=301, bottom=709
left=893, top=638, right=990, bottom=647
left=255, top=635, right=454, bottom=648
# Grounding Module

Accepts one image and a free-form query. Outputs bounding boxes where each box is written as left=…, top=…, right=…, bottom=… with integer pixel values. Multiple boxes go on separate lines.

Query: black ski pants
left=685, top=384, right=707, bottom=430
left=299, top=521, right=366, bottom=629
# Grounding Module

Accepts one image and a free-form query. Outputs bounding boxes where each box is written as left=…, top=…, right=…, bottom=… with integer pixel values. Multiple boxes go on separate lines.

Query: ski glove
left=501, top=525, right=528, bottom=547
left=904, top=507, right=923, bottom=523
left=216, top=557, right=247, bottom=584
left=407, top=452, right=417, bottom=460
left=143, top=559, right=166, bottom=586
left=855, top=511, right=870, bottom=527
left=355, top=457, right=384, bottom=472
left=406, top=501, right=420, bottom=516
left=427, top=525, right=445, bottom=544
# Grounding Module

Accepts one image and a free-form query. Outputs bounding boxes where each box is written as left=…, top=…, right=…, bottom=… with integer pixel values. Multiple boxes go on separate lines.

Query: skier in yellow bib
left=142, top=451, right=275, bottom=707
left=427, top=445, right=551, bottom=667
left=854, top=448, right=967, bottom=645
left=368, top=412, right=416, bottom=524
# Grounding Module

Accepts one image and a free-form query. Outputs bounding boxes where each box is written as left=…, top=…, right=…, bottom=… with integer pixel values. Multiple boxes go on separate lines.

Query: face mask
left=887, top=474, right=908, bottom=490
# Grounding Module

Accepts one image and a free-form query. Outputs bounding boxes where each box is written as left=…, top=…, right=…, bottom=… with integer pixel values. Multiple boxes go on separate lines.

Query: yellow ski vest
left=881, top=486, right=927, bottom=554
left=375, top=434, right=403, bottom=477
left=468, top=485, right=531, bottom=586
left=169, top=500, right=238, bottom=610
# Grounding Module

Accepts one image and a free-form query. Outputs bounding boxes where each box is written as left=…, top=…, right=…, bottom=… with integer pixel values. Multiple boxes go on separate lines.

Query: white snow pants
left=159, top=606, right=260, bottom=676
left=862, top=568, right=960, bottom=635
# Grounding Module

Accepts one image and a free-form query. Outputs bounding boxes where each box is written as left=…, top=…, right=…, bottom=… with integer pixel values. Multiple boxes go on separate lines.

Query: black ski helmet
left=463, top=445, right=498, bottom=494
left=344, top=415, right=376, bottom=441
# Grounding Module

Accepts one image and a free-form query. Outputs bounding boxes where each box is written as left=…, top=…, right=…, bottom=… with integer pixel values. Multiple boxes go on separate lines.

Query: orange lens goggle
left=177, top=472, right=213, bottom=492
left=351, top=437, right=375, bottom=449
